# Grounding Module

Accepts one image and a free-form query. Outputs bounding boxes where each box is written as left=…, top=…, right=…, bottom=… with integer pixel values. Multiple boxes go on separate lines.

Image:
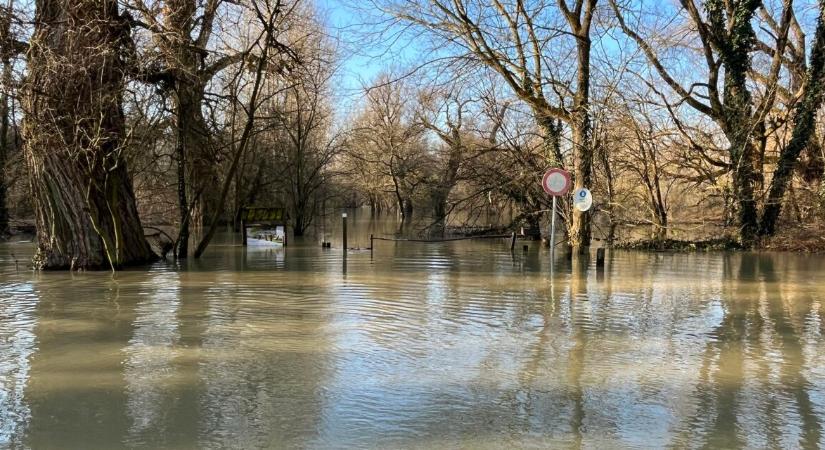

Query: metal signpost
left=542, top=168, right=572, bottom=262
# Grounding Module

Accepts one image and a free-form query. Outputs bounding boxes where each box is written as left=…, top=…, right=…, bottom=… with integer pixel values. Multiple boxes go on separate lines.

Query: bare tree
left=609, top=0, right=795, bottom=244
left=416, top=85, right=477, bottom=233
left=347, top=75, right=428, bottom=221
left=261, top=20, right=342, bottom=236
left=127, top=0, right=298, bottom=257
left=760, top=0, right=825, bottom=235
left=22, top=0, right=155, bottom=269
left=193, top=0, right=297, bottom=257
left=367, top=0, right=599, bottom=250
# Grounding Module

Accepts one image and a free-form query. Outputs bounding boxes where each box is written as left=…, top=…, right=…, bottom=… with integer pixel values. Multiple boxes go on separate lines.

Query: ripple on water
left=1, top=237, right=825, bottom=448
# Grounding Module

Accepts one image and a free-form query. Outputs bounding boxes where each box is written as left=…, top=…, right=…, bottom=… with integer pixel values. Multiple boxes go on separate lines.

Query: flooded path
left=1, top=216, right=825, bottom=448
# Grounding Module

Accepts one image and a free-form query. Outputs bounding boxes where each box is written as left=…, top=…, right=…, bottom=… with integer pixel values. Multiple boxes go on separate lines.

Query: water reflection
left=197, top=269, right=332, bottom=448
left=0, top=281, right=37, bottom=446
left=0, top=227, right=824, bottom=448
left=24, top=274, right=137, bottom=449
left=124, top=270, right=182, bottom=447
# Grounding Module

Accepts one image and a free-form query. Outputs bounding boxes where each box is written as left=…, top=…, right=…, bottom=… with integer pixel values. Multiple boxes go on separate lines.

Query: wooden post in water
left=370, top=234, right=374, bottom=258
left=596, top=248, right=605, bottom=270
left=510, top=231, right=517, bottom=251
left=241, top=219, right=247, bottom=246
left=342, top=213, right=348, bottom=253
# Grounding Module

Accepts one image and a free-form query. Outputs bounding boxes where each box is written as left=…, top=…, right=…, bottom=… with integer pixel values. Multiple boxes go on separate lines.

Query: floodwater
left=1, top=214, right=825, bottom=449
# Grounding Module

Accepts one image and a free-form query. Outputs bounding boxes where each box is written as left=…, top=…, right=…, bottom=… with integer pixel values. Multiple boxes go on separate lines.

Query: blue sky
left=318, top=0, right=382, bottom=94
left=317, top=0, right=423, bottom=104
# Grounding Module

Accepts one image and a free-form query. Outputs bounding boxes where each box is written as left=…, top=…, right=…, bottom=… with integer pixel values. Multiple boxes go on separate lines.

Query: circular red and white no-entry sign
left=542, top=168, right=571, bottom=196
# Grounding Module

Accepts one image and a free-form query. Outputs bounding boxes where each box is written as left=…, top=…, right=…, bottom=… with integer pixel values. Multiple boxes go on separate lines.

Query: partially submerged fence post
left=510, top=232, right=516, bottom=251
left=342, top=213, right=348, bottom=253
left=596, top=248, right=605, bottom=270
left=370, top=234, right=374, bottom=258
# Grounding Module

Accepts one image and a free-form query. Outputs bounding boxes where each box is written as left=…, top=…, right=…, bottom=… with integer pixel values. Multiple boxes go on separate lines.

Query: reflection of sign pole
left=542, top=168, right=572, bottom=264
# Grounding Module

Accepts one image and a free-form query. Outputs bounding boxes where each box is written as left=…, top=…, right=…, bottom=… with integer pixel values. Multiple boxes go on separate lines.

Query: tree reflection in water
left=1, top=235, right=824, bottom=448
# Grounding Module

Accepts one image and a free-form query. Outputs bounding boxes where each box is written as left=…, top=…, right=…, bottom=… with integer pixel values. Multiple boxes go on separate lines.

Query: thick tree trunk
left=403, top=198, right=414, bottom=220
left=707, top=0, right=761, bottom=244
left=431, top=188, right=449, bottom=234
left=568, top=17, right=594, bottom=254
left=537, top=117, right=563, bottom=167
left=162, top=0, right=221, bottom=254
left=22, top=0, right=155, bottom=270
left=760, top=3, right=825, bottom=236
left=431, top=139, right=462, bottom=234
left=731, top=142, right=760, bottom=243
left=0, top=8, right=10, bottom=235
left=569, top=118, right=592, bottom=253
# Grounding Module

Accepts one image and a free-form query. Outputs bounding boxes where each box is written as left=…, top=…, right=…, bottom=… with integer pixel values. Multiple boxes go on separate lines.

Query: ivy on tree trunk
left=22, top=0, right=156, bottom=270
left=760, top=1, right=825, bottom=236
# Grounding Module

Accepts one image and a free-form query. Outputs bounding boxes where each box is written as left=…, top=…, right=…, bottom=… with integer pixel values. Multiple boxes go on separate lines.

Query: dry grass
left=759, top=220, right=825, bottom=253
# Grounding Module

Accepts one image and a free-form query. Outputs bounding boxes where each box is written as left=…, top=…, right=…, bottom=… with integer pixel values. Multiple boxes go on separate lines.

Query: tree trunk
left=161, top=0, right=221, bottom=252
left=23, top=0, right=155, bottom=270
left=568, top=15, right=594, bottom=254
left=431, top=188, right=449, bottom=234
left=707, top=0, right=761, bottom=244
left=569, top=116, right=592, bottom=253
left=537, top=117, right=563, bottom=167
left=175, top=119, right=190, bottom=257
left=0, top=55, right=9, bottom=235
left=760, top=2, right=825, bottom=236
left=731, top=142, right=760, bottom=243
left=0, top=6, right=11, bottom=235
left=175, top=82, right=219, bottom=230
left=403, top=198, right=414, bottom=220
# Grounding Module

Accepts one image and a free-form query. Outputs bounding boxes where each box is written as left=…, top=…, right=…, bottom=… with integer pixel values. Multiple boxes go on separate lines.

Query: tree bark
left=568, top=17, right=593, bottom=253
left=151, top=0, right=225, bottom=256
left=174, top=81, right=219, bottom=231
left=0, top=55, right=9, bottom=235
left=706, top=0, right=762, bottom=244
left=760, top=1, right=825, bottom=236
left=0, top=6, right=11, bottom=236
left=175, top=122, right=190, bottom=257
left=22, top=0, right=155, bottom=270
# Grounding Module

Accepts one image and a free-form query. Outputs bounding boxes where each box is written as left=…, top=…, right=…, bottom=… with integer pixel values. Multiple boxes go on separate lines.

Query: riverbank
left=758, top=222, right=825, bottom=253
left=615, top=221, right=825, bottom=253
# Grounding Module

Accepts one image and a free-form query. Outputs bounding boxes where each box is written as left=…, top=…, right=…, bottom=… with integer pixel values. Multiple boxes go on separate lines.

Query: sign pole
left=542, top=168, right=571, bottom=273
left=550, top=195, right=557, bottom=263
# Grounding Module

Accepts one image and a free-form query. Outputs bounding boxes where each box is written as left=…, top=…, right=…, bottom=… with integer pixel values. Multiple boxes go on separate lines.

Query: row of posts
left=337, top=211, right=603, bottom=271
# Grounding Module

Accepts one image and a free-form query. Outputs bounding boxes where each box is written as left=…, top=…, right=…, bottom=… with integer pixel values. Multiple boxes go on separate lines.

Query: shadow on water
left=1, top=216, right=825, bottom=448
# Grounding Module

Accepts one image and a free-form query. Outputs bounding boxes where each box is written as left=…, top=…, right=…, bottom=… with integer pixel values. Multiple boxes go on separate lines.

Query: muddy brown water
left=1, top=215, right=824, bottom=448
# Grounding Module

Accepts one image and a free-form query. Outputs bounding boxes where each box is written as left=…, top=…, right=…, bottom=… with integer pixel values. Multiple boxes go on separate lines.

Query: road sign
left=573, top=188, right=593, bottom=212
left=542, top=168, right=571, bottom=196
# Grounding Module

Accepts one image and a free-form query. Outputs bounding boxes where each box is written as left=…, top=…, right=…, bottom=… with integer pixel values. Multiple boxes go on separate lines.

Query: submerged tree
left=610, top=0, right=795, bottom=244
left=348, top=76, right=428, bottom=221
left=128, top=0, right=265, bottom=257
left=760, top=0, right=825, bottom=235
left=22, top=0, right=155, bottom=269
left=264, top=16, right=341, bottom=236
left=369, top=0, right=598, bottom=250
